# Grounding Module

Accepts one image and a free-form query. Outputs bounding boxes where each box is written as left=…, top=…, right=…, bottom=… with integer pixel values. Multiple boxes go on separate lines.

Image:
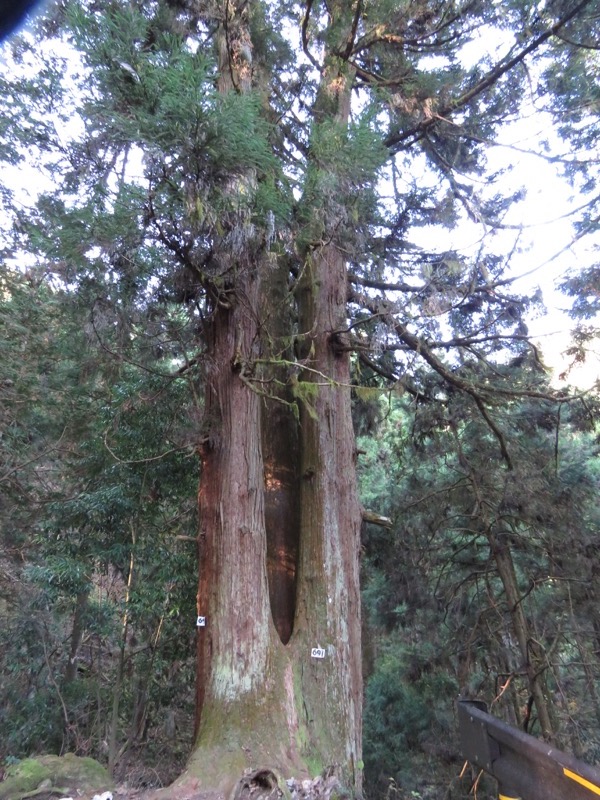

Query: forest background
left=1, top=0, right=600, bottom=798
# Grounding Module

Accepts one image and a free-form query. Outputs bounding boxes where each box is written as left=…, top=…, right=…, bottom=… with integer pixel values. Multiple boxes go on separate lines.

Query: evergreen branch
left=243, top=355, right=414, bottom=397
left=485, top=211, right=600, bottom=293
left=357, top=352, right=397, bottom=383
left=357, top=352, right=425, bottom=400
left=425, top=134, right=599, bottom=231
left=348, top=291, right=577, bottom=401
left=350, top=61, right=408, bottom=88
left=147, top=195, right=198, bottom=270
left=429, top=333, right=538, bottom=351
left=252, top=358, right=339, bottom=387
left=350, top=1, right=479, bottom=56
left=0, top=428, right=68, bottom=487
left=553, top=30, right=600, bottom=49
left=471, top=392, right=512, bottom=469
left=395, top=320, right=512, bottom=405
left=401, top=478, right=470, bottom=512
left=342, top=0, right=362, bottom=60
left=349, top=257, right=530, bottom=301
left=393, top=318, right=594, bottom=466
left=237, top=370, right=298, bottom=408
left=459, top=131, right=600, bottom=168
left=352, top=30, right=405, bottom=53
left=384, top=0, right=596, bottom=151
left=348, top=272, right=420, bottom=293
left=173, top=352, right=204, bottom=377
left=301, top=0, right=321, bottom=71
left=271, top=84, right=311, bottom=157
left=347, top=291, right=574, bottom=467
left=89, top=305, right=180, bottom=379
left=102, top=430, right=192, bottom=465
left=393, top=321, right=571, bottom=402
left=423, top=137, right=486, bottom=224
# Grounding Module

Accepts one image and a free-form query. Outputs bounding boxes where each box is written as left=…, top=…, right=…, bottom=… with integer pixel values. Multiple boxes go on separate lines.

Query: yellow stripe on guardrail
left=564, top=768, right=600, bottom=796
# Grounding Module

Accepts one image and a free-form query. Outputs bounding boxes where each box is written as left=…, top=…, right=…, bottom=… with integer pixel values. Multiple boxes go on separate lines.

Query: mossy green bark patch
left=0, top=754, right=112, bottom=800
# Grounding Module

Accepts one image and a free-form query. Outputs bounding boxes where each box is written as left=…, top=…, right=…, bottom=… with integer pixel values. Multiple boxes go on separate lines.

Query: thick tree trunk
left=293, top=240, right=363, bottom=782
left=191, top=8, right=283, bottom=783
left=290, top=26, right=363, bottom=781
left=180, top=1, right=363, bottom=794
left=193, top=264, right=294, bottom=786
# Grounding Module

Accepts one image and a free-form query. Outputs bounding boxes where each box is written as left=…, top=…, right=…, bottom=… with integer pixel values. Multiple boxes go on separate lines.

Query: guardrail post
left=457, top=698, right=600, bottom=800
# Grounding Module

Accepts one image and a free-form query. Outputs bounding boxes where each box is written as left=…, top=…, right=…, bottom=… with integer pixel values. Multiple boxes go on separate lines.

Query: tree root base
left=231, top=769, right=350, bottom=800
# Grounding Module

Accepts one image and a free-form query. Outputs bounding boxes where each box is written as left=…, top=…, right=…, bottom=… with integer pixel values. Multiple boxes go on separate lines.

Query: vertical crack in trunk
left=263, top=409, right=301, bottom=645
left=261, top=259, right=301, bottom=645
left=191, top=0, right=363, bottom=787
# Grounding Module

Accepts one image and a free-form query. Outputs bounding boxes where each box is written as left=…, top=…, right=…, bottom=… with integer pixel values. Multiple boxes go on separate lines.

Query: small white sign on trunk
left=311, top=647, right=326, bottom=659
left=196, top=616, right=206, bottom=627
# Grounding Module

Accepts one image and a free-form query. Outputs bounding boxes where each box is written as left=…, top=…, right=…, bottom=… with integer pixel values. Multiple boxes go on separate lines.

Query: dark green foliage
left=364, top=640, right=458, bottom=792
left=0, top=264, right=198, bottom=775
left=359, top=383, right=600, bottom=797
left=1, top=0, right=599, bottom=791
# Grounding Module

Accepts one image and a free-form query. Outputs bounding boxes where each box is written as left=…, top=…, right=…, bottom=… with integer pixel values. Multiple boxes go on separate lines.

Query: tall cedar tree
left=1, top=0, right=598, bottom=794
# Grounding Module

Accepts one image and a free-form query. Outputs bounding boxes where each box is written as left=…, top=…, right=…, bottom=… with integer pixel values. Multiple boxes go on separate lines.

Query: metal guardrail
left=457, top=698, right=600, bottom=800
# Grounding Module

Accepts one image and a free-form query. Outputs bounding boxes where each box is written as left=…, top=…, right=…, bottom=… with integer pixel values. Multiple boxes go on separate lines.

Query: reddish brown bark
left=293, top=32, right=363, bottom=780
left=294, top=239, right=363, bottom=780
left=188, top=1, right=363, bottom=792
left=196, top=267, right=270, bottom=720
left=195, top=0, right=268, bottom=733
